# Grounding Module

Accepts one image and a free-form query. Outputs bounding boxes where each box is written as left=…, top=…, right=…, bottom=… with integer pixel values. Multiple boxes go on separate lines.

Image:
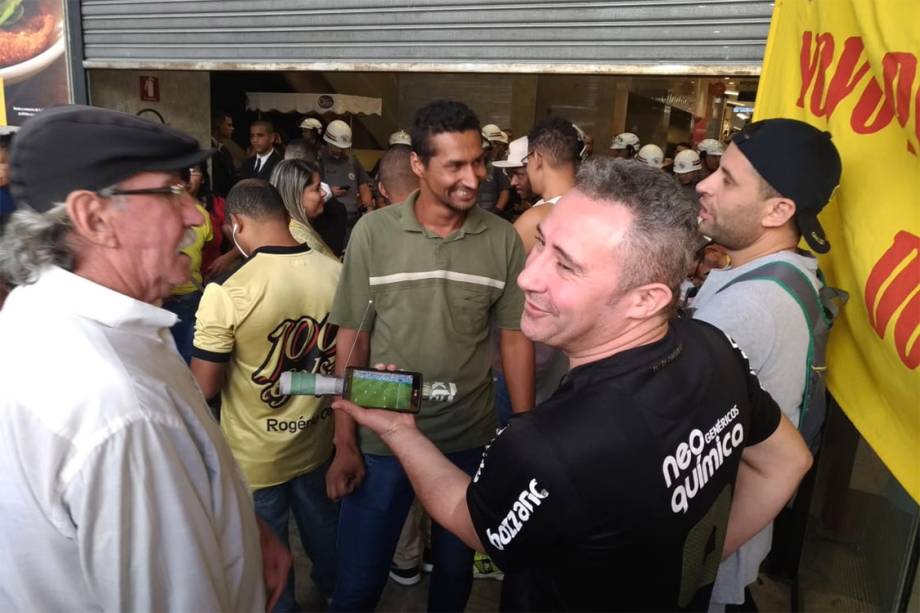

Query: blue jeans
left=253, top=460, right=340, bottom=611
left=493, top=372, right=514, bottom=427
left=330, top=448, right=484, bottom=612
left=162, top=290, right=202, bottom=363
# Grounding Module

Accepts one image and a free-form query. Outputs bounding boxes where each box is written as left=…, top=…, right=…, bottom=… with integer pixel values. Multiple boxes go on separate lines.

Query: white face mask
left=231, top=223, right=249, bottom=258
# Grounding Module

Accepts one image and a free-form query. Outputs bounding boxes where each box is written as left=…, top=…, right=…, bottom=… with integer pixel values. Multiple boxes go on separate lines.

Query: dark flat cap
left=10, top=105, right=213, bottom=213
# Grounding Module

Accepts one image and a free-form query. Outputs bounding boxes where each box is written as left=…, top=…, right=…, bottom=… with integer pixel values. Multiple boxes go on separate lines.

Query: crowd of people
left=0, top=97, right=842, bottom=612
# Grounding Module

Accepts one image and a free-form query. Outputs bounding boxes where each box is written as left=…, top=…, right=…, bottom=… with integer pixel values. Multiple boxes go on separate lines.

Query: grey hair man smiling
left=334, top=158, right=813, bottom=612
left=0, top=105, right=289, bottom=611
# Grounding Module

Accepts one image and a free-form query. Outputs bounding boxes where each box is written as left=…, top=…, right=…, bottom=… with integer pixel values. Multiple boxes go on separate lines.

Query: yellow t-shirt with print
left=172, top=203, right=213, bottom=296
left=193, top=244, right=341, bottom=488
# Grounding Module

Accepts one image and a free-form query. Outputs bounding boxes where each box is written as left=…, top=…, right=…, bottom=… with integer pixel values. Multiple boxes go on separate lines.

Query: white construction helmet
left=610, top=132, right=640, bottom=150
left=481, top=124, right=509, bottom=144
left=697, top=138, right=724, bottom=156
left=673, top=149, right=703, bottom=174
left=636, top=144, right=665, bottom=169
left=388, top=129, right=411, bottom=147
left=323, top=119, right=352, bottom=149
left=493, top=136, right=529, bottom=168
left=299, top=117, right=323, bottom=132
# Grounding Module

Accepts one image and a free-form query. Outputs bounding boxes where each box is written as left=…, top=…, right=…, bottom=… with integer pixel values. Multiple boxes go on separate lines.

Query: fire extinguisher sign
left=140, top=76, right=160, bottom=102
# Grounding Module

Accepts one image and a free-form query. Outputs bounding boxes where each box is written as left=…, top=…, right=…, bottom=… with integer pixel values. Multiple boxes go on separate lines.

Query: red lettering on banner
left=798, top=32, right=835, bottom=110
left=916, top=77, right=920, bottom=144
left=799, top=33, right=870, bottom=117
left=865, top=231, right=920, bottom=369
left=895, top=291, right=920, bottom=369
left=852, top=52, right=917, bottom=133
left=797, top=32, right=918, bottom=153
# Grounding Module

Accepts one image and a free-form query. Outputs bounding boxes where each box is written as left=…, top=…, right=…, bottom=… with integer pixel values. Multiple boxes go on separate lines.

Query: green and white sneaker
left=473, top=552, right=504, bottom=581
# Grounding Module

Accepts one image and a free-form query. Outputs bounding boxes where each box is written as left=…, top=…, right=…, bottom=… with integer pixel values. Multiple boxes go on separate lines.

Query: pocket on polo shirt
left=449, top=286, right=493, bottom=335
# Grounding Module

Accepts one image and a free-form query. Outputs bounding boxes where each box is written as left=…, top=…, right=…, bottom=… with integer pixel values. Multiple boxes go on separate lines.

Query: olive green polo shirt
left=330, top=192, right=526, bottom=455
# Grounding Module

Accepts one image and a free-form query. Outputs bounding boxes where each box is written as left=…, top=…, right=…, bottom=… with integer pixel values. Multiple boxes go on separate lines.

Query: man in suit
left=210, top=110, right=238, bottom=197
left=241, top=120, right=281, bottom=181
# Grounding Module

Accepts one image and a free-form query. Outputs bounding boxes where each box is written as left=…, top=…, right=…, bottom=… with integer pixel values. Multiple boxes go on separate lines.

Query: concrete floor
left=288, top=518, right=502, bottom=612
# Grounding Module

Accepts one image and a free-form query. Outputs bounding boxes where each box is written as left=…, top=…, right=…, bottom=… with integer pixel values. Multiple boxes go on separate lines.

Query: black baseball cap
left=10, top=105, right=212, bottom=213
left=731, top=118, right=841, bottom=254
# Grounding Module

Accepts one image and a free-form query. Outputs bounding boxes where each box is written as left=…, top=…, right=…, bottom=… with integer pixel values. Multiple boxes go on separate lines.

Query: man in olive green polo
left=326, top=100, right=535, bottom=612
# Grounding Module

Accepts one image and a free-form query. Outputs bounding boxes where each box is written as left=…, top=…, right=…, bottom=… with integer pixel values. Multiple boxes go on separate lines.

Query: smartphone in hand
left=343, top=367, right=423, bottom=413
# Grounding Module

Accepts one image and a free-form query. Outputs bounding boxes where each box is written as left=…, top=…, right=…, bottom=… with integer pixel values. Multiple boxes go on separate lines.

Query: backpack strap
left=717, top=261, right=822, bottom=328
left=716, top=261, right=821, bottom=427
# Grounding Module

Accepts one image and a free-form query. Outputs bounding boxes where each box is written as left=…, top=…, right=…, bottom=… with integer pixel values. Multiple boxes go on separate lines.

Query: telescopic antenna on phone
left=343, top=299, right=373, bottom=372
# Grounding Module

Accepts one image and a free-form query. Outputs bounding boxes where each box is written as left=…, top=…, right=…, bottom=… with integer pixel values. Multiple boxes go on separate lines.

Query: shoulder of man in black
left=261, top=151, right=281, bottom=174
left=311, top=197, right=349, bottom=257
left=640, top=318, right=781, bottom=454
left=237, top=156, right=256, bottom=179
left=466, top=413, right=587, bottom=571
left=467, top=318, right=783, bottom=611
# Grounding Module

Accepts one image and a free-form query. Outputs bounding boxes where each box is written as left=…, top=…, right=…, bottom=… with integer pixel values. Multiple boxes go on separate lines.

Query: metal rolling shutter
left=79, top=0, right=772, bottom=74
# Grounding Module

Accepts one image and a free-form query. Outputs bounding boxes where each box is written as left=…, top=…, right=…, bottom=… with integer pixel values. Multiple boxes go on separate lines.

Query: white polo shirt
left=0, top=266, right=264, bottom=611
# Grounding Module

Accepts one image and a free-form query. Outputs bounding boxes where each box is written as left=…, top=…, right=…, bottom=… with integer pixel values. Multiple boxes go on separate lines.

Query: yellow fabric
left=193, top=246, right=342, bottom=488
left=172, top=203, right=213, bottom=296
left=289, top=218, right=336, bottom=259
left=756, top=0, right=920, bottom=501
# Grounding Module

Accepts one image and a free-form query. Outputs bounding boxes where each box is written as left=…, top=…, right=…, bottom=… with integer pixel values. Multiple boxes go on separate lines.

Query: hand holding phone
left=279, top=370, right=454, bottom=411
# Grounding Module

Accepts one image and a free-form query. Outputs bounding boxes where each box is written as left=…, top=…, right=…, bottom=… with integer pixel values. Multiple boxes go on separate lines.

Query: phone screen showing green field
left=348, top=370, right=417, bottom=411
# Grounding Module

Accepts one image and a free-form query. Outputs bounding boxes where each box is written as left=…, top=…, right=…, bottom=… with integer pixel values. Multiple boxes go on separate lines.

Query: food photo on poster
left=0, top=0, right=69, bottom=126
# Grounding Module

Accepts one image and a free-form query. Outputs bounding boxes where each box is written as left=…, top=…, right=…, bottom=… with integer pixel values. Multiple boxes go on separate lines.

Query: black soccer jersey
left=466, top=318, right=781, bottom=612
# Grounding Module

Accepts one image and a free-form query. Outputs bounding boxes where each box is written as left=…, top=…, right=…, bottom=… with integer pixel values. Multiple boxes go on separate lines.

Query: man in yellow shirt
left=191, top=179, right=341, bottom=611
left=163, top=189, right=212, bottom=362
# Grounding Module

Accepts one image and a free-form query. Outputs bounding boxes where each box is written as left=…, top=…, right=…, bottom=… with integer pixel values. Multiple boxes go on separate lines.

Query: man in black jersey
left=333, top=158, right=812, bottom=611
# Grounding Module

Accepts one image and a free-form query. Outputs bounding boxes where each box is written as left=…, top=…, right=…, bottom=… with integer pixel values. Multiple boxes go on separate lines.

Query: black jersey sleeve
left=466, top=418, right=581, bottom=571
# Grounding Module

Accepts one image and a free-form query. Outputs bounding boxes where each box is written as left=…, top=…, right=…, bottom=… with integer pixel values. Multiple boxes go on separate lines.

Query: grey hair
left=283, top=140, right=316, bottom=162
left=0, top=204, right=75, bottom=286
left=575, top=158, right=702, bottom=313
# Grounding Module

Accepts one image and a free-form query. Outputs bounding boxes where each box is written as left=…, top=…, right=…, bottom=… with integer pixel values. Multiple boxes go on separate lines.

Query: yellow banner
left=755, top=0, right=920, bottom=501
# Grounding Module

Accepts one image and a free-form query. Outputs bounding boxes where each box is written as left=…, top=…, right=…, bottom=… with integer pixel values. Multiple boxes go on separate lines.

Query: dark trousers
left=330, top=448, right=484, bottom=612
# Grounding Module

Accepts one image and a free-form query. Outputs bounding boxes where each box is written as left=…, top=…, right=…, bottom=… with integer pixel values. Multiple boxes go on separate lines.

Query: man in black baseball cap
left=0, top=105, right=289, bottom=611
left=690, top=117, right=842, bottom=611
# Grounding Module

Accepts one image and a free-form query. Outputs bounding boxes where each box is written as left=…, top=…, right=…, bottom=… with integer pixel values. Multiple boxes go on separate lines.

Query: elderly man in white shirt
left=0, top=105, right=289, bottom=612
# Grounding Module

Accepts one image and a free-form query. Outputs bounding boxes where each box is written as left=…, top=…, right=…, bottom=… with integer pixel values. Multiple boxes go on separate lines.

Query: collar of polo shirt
left=399, top=191, right=489, bottom=239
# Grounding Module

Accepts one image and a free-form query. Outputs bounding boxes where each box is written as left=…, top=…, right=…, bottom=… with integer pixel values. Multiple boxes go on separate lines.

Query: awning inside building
left=245, top=92, right=382, bottom=116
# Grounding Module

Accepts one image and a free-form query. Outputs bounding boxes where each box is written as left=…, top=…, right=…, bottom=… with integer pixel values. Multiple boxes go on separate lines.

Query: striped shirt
left=330, top=193, right=526, bottom=454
